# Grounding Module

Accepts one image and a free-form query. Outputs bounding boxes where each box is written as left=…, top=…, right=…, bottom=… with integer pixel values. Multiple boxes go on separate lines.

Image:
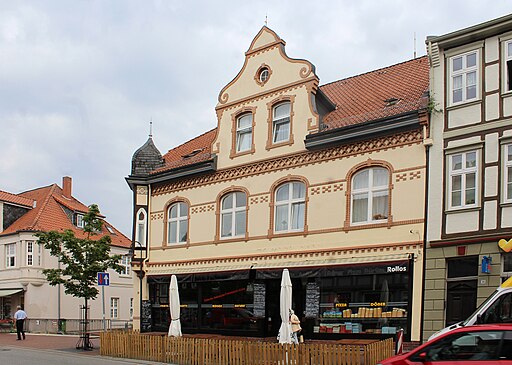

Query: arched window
left=274, top=182, right=305, bottom=232
left=167, top=202, right=188, bottom=244
left=135, top=208, right=147, bottom=247
left=272, top=102, right=291, bottom=143
left=236, top=113, right=253, bottom=153
left=220, top=192, right=247, bottom=238
left=351, top=167, right=389, bottom=224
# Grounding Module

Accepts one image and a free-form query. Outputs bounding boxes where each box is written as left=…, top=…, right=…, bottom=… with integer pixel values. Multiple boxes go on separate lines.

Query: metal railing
left=23, top=318, right=132, bottom=334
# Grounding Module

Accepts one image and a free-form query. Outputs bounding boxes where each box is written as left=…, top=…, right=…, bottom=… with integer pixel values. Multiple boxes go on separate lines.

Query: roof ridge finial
left=149, top=118, right=153, bottom=138
left=265, top=13, right=268, bottom=27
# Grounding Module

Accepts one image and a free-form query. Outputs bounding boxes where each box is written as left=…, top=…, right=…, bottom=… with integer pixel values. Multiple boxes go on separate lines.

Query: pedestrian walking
left=14, top=305, right=27, bottom=340
left=289, top=309, right=301, bottom=344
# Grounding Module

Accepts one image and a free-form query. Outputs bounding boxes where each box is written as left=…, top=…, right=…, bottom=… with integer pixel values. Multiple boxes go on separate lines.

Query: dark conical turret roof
left=131, top=137, right=164, bottom=176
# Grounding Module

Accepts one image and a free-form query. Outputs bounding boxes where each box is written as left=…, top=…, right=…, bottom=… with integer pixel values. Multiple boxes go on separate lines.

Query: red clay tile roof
left=320, top=56, right=429, bottom=129
left=153, top=57, right=429, bottom=175
left=152, top=129, right=216, bottom=175
left=0, top=184, right=131, bottom=248
left=0, top=190, right=34, bottom=208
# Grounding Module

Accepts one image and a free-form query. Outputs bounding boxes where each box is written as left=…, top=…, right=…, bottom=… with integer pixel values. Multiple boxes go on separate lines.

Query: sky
left=1, top=1, right=512, bottom=237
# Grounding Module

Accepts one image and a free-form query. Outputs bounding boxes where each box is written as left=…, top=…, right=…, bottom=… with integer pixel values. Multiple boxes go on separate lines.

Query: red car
left=378, top=324, right=512, bottom=364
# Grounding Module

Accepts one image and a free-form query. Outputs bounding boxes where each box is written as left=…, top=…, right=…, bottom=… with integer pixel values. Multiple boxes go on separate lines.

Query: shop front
left=147, top=256, right=414, bottom=341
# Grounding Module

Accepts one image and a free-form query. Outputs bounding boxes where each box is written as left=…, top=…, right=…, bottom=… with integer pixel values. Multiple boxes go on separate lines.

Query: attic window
left=255, top=64, right=272, bottom=86
left=384, top=98, right=400, bottom=107
left=182, top=148, right=203, bottom=159
left=76, top=214, right=84, bottom=228
left=106, top=226, right=115, bottom=234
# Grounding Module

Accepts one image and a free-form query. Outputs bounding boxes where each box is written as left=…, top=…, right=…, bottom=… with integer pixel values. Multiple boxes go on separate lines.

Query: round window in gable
left=255, top=64, right=272, bottom=86
left=259, top=68, right=269, bottom=82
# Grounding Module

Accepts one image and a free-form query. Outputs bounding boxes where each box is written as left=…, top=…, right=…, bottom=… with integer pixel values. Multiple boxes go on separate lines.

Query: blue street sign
left=97, top=272, right=110, bottom=286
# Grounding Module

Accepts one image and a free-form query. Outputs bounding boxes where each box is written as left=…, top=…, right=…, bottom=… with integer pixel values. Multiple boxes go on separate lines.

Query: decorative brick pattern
left=395, top=173, right=408, bottom=182
left=136, top=186, right=148, bottom=195
left=249, top=195, right=270, bottom=205
left=153, top=130, right=421, bottom=196
left=395, top=170, right=422, bottom=183
left=191, top=204, right=214, bottom=214
left=151, top=213, right=163, bottom=220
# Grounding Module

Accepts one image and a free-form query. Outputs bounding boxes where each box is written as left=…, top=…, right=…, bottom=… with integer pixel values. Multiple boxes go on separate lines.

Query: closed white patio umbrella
left=168, top=275, right=182, bottom=337
left=278, top=269, right=293, bottom=344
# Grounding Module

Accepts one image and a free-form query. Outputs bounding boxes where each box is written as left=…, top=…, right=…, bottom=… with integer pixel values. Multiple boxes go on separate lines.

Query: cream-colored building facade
left=128, top=27, right=429, bottom=341
left=424, top=14, right=512, bottom=340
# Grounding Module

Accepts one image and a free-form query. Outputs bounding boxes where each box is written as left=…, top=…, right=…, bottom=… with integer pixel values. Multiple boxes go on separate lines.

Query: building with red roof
left=0, top=177, right=133, bottom=329
left=127, top=26, right=429, bottom=342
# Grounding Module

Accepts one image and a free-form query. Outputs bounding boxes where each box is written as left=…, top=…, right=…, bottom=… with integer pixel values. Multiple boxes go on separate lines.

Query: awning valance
left=0, top=289, right=23, bottom=297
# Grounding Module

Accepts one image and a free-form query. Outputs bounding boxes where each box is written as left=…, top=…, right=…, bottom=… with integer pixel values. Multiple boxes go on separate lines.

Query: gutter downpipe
left=420, top=142, right=430, bottom=343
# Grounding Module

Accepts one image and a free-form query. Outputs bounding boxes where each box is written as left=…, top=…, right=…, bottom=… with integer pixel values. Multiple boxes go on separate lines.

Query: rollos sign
left=386, top=265, right=407, bottom=273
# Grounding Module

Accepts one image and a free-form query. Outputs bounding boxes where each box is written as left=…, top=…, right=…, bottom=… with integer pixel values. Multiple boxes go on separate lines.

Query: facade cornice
left=152, top=129, right=423, bottom=196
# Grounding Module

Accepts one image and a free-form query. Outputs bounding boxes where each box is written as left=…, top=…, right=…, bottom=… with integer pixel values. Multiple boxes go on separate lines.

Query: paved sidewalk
left=0, top=332, right=100, bottom=355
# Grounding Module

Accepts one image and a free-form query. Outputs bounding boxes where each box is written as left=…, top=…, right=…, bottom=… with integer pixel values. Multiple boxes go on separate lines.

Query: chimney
left=62, top=176, right=72, bottom=198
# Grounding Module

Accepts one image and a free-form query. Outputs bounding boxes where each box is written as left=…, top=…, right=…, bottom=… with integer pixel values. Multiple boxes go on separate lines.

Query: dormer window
left=76, top=214, right=84, bottom=228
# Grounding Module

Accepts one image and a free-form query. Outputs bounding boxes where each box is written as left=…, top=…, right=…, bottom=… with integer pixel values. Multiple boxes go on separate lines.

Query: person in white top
left=14, top=305, right=27, bottom=340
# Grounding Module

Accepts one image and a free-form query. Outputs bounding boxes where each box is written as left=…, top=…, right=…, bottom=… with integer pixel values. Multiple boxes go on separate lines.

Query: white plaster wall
left=483, top=201, right=497, bottom=230
left=445, top=210, right=479, bottom=233
left=485, top=93, right=500, bottom=121
left=447, top=103, right=481, bottom=128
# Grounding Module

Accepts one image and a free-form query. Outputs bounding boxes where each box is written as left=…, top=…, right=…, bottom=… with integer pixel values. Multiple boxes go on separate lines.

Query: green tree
left=36, top=204, right=123, bottom=349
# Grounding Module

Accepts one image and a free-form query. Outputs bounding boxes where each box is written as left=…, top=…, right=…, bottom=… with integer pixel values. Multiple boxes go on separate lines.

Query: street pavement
left=0, top=332, right=170, bottom=365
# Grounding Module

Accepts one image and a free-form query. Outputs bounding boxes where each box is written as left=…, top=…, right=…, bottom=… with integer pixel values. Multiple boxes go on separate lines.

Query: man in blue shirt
left=14, top=305, right=27, bottom=340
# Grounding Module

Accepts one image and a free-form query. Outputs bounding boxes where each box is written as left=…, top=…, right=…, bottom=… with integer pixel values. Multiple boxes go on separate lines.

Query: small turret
left=131, top=136, right=164, bottom=176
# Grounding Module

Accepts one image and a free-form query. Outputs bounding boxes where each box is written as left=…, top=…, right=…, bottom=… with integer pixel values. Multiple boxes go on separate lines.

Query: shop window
left=220, top=192, right=247, bottom=239
left=447, top=256, right=479, bottom=278
left=449, top=50, right=479, bottom=105
left=167, top=202, right=188, bottom=244
left=135, top=208, right=147, bottom=247
left=447, top=150, right=479, bottom=209
left=274, top=181, right=305, bottom=233
left=350, top=167, right=389, bottom=224
left=505, top=144, right=512, bottom=203
left=6, top=243, right=15, bottom=268
left=272, top=102, right=291, bottom=143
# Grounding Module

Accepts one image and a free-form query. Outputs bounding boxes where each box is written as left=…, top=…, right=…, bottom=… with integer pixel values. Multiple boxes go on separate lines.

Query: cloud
left=1, top=0, right=512, bottom=235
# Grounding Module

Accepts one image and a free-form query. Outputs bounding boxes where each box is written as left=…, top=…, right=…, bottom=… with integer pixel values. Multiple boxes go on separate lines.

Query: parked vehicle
left=379, top=324, right=512, bottom=364
left=429, top=277, right=512, bottom=341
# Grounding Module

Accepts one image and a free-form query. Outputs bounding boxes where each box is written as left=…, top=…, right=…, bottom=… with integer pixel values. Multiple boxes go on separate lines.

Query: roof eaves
left=305, top=110, right=421, bottom=150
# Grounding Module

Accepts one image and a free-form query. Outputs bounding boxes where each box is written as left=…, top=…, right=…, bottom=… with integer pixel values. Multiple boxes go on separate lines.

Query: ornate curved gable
left=213, top=26, right=321, bottom=170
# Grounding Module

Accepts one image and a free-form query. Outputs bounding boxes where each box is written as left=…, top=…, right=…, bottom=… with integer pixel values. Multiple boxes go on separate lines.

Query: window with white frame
left=450, top=50, right=478, bottom=104
left=6, top=244, right=16, bottom=268
left=505, top=144, right=512, bottom=202
left=129, top=298, right=133, bottom=319
left=351, top=167, right=389, bottom=224
left=236, top=113, right=253, bottom=153
left=76, top=214, right=84, bottom=228
left=167, top=202, right=188, bottom=244
left=448, top=150, right=478, bottom=209
left=274, top=182, right=305, bottom=232
left=120, top=255, right=131, bottom=276
left=110, top=297, right=119, bottom=319
left=220, top=192, right=247, bottom=238
left=272, top=102, right=291, bottom=143
left=506, top=40, right=512, bottom=92
left=26, top=241, right=33, bottom=266
left=135, top=209, right=146, bottom=247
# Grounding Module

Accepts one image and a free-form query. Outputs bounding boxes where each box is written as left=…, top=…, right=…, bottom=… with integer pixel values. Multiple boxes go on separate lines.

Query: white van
left=428, top=276, right=512, bottom=341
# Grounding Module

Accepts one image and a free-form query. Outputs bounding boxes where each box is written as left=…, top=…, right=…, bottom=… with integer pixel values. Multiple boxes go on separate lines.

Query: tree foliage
left=36, top=204, right=123, bottom=301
